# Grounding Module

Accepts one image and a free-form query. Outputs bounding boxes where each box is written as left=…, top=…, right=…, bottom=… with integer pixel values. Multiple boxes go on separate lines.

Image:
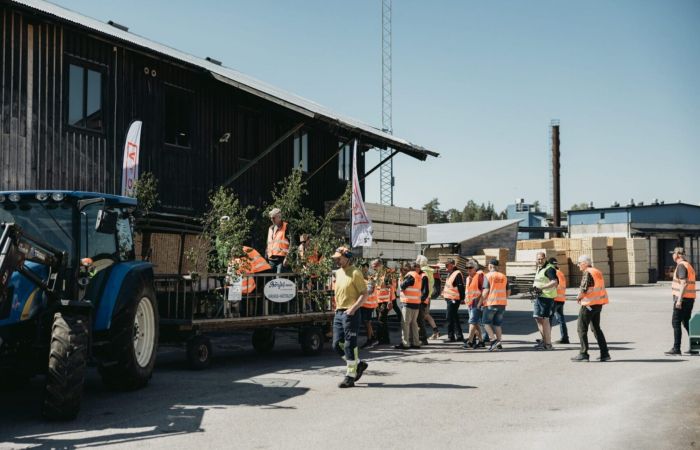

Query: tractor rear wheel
left=99, top=284, right=159, bottom=390
left=42, top=313, right=88, bottom=420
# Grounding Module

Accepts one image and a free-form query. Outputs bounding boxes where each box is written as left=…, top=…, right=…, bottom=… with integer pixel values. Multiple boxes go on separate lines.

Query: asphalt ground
left=0, top=283, right=698, bottom=449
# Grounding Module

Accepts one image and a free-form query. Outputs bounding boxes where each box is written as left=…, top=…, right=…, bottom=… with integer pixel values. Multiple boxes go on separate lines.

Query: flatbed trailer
left=154, top=271, right=334, bottom=369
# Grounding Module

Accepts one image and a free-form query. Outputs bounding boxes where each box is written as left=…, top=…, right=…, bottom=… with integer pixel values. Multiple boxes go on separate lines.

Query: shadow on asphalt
left=362, top=382, right=476, bottom=389
left=608, top=359, right=689, bottom=363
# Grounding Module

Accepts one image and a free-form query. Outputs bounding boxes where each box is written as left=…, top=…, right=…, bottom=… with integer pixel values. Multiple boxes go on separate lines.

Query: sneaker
left=476, top=341, right=486, bottom=349
left=430, top=331, right=441, bottom=340
left=544, top=344, right=554, bottom=351
left=394, top=344, right=410, bottom=350
left=555, top=337, right=570, bottom=344
left=571, top=353, right=589, bottom=362
left=488, top=340, right=501, bottom=352
left=409, top=345, right=422, bottom=349
left=338, top=376, right=355, bottom=388
left=664, top=348, right=682, bottom=356
left=355, top=361, right=368, bottom=382
left=497, top=343, right=503, bottom=350
left=597, top=355, right=611, bottom=362
left=535, top=338, right=543, bottom=344
left=462, top=340, right=474, bottom=349
left=534, top=342, right=545, bottom=350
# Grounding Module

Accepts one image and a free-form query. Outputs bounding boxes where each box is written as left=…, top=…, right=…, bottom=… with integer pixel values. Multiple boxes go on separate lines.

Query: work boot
left=355, top=361, right=369, bottom=382
left=338, top=376, right=355, bottom=388
left=597, top=354, right=611, bottom=362
left=664, top=348, right=682, bottom=356
left=555, top=337, right=570, bottom=344
left=571, top=353, right=589, bottom=362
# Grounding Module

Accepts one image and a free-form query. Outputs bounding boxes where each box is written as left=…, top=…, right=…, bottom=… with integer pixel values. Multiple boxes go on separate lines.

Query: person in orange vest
left=360, top=263, right=378, bottom=348
left=665, top=247, right=697, bottom=355
left=395, top=261, right=429, bottom=349
left=548, top=257, right=570, bottom=344
left=417, top=255, right=440, bottom=343
left=481, top=259, right=510, bottom=352
left=266, top=207, right=290, bottom=273
left=571, top=255, right=611, bottom=362
left=442, top=258, right=465, bottom=342
left=230, top=246, right=272, bottom=295
left=463, top=259, right=486, bottom=349
left=331, top=246, right=369, bottom=388
left=371, top=259, right=394, bottom=346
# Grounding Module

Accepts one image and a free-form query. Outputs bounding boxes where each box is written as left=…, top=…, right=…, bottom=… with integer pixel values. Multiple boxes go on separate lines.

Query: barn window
left=338, top=143, right=352, bottom=181
left=164, top=85, right=192, bottom=147
left=293, top=132, right=309, bottom=172
left=67, top=62, right=104, bottom=131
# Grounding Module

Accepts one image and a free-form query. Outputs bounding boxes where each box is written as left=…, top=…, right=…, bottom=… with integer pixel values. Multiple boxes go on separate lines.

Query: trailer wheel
left=186, top=335, right=212, bottom=370
left=99, top=284, right=159, bottom=390
left=42, top=313, right=88, bottom=420
left=252, top=328, right=275, bottom=354
left=300, top=327, right=324, bottom=356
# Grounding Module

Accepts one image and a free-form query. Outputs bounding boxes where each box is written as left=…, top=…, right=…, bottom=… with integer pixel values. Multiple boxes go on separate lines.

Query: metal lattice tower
left=380, top=0, right=393, bottom=205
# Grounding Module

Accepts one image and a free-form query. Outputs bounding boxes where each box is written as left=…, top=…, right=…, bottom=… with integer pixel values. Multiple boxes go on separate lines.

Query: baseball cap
left=489, top=258, right=499, bottom=267
left=548, top=257, right=558, bottom=266
left=332, top=246, right=353, bottom=258
left=670, top=247, right=685, bottom=256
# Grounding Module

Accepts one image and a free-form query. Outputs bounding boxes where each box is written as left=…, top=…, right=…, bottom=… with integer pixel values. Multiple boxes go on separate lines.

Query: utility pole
left=380, top=0, right=393, bottom=205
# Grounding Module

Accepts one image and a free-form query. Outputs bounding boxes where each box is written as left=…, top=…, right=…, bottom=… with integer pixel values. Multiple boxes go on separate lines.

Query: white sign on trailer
left=264, top=278, right=297, bottom=303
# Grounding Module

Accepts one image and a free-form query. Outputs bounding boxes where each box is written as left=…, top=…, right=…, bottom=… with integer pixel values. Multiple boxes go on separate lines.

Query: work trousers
left=333, top=310, right=360, bottom=362
left=550, top=301, right=569, bottom=339
left=445, top=300, right=464, bottom=340
left=376, top=302, right=391, bottom=344
left=401, top=306, right=421, bottom=347
left=672, top=298, right=695, bottom=351
left=391, top=299, right=403, bottom=323
left=577, top=305, right=609, bottom=357
left=417, top=303, right=429, bottom=343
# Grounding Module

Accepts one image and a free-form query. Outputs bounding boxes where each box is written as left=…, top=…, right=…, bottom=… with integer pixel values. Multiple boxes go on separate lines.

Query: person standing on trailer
left=331, top=247, right=369, bottom=388
left=266, top=208, right=290, bottom=273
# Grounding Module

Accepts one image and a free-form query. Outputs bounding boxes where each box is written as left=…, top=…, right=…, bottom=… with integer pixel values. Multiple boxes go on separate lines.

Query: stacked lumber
left=568, top=237, right=610, bottom=287
left=607, top=237, right=629, bottom=287
left=516, top=239, right=555, bottom=250
left=515, top=249, right=569, bottom=277
left=437, top=254, right=468, bottom=272
left=627, top=238, right=649, bottom=284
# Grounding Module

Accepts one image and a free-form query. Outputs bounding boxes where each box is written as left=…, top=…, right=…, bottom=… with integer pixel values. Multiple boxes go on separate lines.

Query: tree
left=532, top=200, right=541, bottom=212
left=569, top=202, right=590, bottom=211
left=423, top=198, right=447, bottom=224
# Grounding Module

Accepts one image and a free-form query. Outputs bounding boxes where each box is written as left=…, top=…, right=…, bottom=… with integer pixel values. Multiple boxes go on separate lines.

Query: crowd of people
left=329, top=245, right=696, bottom=388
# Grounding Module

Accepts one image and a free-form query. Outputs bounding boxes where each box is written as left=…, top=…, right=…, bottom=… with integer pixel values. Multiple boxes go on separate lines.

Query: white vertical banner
left=121, top=120, right=143, bottom=197
left=351, top=140, right=373, bottom=247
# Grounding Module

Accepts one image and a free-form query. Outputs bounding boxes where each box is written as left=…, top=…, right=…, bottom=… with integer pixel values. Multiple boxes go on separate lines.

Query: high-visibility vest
left=400, top=271, right=423, bottom=304
left=421, top=265, right=435, bottom=298
left=363, top=276, right=379, bottom=309
left=672, top=260, right=696, bottom=299
left=555, top=269, right=567, bottom=303
left=580, top=267, right=609, bottom=306
left=233, top=246, right=272, bottom=294
left=375, top=273, right=391, bottom=304
left=442, top=270, right=462, bottom=300
left=466, top=270, right=484, bottom=306
left=534, top=264, right=557, bottom=299
left=485, top=271, right=508, bottom=307
left=299, top=245, right=320, bottom=264
left=267, top=221, right=290, bottom=257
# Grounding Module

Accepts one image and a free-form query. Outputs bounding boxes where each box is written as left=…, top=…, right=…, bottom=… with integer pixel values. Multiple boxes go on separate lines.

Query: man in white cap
left=571, top=255, right=611, bottom=362
left=331, top=246, right=369, bottom=388
left=266, top=207, right=290, bottom=273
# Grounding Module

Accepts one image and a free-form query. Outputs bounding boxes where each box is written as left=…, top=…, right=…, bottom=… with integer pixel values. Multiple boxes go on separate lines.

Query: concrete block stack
left=607, top=237, right=630, bottom=287
left=627, top=238, right=649, bottom=284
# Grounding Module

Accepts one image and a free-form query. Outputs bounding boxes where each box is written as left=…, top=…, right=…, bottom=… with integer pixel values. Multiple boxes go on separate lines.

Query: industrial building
left=0, top=0, right=437, bottom=216
left=506, top=199, right=549, bottom=240
left=568, top=202, right=700, bottom=280
left=420, top=219, right=520, bottom=262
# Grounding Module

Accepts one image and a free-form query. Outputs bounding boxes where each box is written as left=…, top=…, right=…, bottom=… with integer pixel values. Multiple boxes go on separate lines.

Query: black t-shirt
left=676, top=264, right=688, bottom=280
left=544, top=267, right=557, bottom=281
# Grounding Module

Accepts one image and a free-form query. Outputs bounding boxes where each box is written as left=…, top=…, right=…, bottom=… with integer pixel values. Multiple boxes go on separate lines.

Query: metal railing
left=154, top=272, right=333, bottom=324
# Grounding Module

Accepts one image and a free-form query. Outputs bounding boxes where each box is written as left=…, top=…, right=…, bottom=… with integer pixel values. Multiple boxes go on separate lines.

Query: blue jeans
left=533, top=297, right=555, bottom=318
left=333, top=310, right=360, bottom=361
left=482, top=306, right=505, bottom=326
left=549, top=301, right=569, bottom=339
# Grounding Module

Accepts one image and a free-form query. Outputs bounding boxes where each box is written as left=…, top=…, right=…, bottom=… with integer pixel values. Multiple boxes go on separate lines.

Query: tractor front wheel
left=42, top=313, right=88, bottom=420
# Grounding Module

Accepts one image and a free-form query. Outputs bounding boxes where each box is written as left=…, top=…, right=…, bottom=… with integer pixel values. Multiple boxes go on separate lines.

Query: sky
left=57, top=0, right=700, bottom=213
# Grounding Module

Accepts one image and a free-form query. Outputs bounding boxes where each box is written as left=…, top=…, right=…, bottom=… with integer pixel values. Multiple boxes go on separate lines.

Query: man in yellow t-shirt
left=332, top=246, right=369, bottom=388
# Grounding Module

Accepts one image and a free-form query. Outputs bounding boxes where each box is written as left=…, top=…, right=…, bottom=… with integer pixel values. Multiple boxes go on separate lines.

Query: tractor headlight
left=36, top=192, right=50, bottom=201
left=51, top=192, right=65, bottom=202
left=8, top=193, right=21, bottom=202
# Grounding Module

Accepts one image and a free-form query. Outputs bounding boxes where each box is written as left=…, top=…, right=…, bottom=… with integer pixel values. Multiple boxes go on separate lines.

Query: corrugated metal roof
left=420, top=219, right=522, bottom=245
left=13, top=0, right=439, bottom=161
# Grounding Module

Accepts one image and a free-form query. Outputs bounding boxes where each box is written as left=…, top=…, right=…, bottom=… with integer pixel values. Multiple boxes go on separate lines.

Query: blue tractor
left=0, top=191, right=158, bottom=420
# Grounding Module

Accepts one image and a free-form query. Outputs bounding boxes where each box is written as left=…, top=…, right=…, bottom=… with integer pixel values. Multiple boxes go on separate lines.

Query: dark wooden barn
left=0, top=0, right=437, bottom=216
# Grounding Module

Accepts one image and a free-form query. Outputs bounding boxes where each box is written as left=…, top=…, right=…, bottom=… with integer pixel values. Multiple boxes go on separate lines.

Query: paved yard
left=1, top=284, right=698, bottom=449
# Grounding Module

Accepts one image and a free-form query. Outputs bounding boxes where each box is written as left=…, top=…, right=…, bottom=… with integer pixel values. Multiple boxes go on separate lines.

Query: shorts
left=481, top=306, right=505, bottom=326
left=533, top=297, right=555, bottom=318
left=468, top=305, right=482, bottom=324
left=361, top=307, right=375, bottom=322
